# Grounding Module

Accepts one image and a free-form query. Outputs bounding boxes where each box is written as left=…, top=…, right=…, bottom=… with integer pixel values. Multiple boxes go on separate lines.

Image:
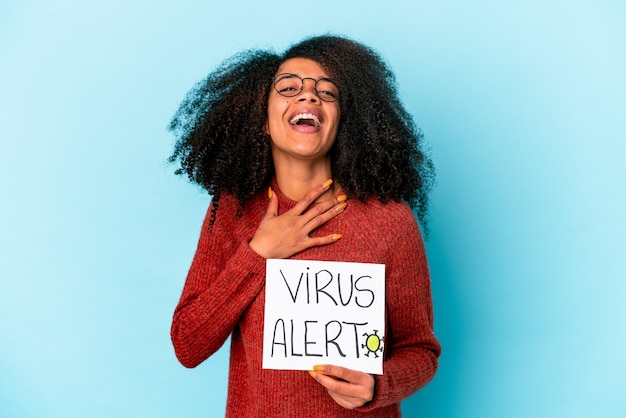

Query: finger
left=289, top=179, right=333, bottom=215
left=311, top=369, right=351, bottom=392
left=263, top=186, right=279, bottom=219
left=313, top=364, right=369, bottom=386
left=300, top=193, right=347, bottom=225
left=313, top=365, right=375, bottom=397
left=302, top=200, right=347, bottom=232
left=295, top=233, right=342, bottom=253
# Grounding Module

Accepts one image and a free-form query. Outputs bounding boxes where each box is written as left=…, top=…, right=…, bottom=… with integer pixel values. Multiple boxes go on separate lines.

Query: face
left=266, top=58, right=340, bottom=165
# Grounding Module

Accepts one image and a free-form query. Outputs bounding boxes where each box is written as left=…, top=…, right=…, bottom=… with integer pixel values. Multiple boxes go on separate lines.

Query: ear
left=263, top=120, right=270, bottom=136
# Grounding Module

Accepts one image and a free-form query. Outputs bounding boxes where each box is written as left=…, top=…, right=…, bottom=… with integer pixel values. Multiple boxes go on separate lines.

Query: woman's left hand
left=308, top=364, right=375, bottom=409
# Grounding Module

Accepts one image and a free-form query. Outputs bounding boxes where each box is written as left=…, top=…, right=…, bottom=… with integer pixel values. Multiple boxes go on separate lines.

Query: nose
left=297, top=78, right=320, bottom=103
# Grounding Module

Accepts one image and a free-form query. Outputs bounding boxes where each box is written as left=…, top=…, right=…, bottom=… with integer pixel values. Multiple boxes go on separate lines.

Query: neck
left=273, top=158, right=336, bottom=202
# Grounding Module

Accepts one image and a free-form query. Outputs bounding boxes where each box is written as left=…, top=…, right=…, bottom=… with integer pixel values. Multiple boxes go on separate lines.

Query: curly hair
left=169, top=35, right=435, bottom=229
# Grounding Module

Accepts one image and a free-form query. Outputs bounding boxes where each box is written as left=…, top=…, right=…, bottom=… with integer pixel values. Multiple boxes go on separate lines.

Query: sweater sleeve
left=360, top=206, right=441, bottom=411
left=171, top=199, right=266, bottom=368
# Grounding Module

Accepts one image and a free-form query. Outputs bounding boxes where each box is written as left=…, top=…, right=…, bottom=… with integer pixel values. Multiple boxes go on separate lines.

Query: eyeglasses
left=273, top=73, right=339, bottom=102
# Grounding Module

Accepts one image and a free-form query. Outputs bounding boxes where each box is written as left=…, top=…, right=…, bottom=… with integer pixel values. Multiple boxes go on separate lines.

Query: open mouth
left=289, top=113, right=321, bottom=127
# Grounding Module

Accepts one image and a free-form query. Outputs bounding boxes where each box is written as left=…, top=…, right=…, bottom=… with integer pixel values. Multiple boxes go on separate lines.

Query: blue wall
left=1, top=1, right=624, bottom=417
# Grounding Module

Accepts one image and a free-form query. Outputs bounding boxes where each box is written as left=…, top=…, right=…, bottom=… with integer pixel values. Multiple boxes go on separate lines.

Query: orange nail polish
left=332, top=234, right=342, bottom=241
left=268, top=187, right=273, bottom=199
left=313, top=365, right=325, bottom=372
left=308, top=370, right=317, bottom=378
left=322, top=179, right=333, bottom=189
left=337, top=194, right=347, bottom=202
left=334, top=203, right=347, bottom=212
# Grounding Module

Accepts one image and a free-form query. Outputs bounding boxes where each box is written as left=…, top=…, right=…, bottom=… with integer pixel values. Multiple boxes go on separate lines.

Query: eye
left=274, top=75, right=302, bottom=96
left=316, top=79, right=339, bottom=101
left=317, top=89, right=337, bottom=99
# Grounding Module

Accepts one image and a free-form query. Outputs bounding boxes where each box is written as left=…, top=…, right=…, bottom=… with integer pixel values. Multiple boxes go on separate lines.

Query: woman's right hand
left=248, top=180, right=347, bottom=259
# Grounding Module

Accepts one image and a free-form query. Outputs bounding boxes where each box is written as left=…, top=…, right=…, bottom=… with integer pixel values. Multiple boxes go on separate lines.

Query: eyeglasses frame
left=272, top=73, right=339, bottom=102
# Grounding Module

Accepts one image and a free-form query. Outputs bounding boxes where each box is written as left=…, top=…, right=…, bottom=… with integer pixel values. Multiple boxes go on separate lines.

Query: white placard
left=262, top=259, right=385, bottom=375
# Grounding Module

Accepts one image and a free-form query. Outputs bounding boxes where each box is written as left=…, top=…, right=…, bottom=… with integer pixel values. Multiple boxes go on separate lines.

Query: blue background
left=1, top=1, right=624, bottom=417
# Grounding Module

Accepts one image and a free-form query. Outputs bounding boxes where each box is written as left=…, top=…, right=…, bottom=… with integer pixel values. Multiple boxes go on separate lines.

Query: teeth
left=289, top=113, right=320, bottom=127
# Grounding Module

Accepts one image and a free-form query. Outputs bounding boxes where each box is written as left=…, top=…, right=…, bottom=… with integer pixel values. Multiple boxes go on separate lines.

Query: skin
left=248, top=58, right=375, bottom=409
left=264, top=57, right=341, bottom=202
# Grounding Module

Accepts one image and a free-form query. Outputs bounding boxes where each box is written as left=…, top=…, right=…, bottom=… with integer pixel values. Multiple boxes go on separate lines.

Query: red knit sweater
left=171, top=180, right=440, bottom=417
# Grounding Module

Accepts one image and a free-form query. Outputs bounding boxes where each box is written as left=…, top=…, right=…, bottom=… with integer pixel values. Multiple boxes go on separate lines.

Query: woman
left=169, top=35, right=440, bottom=417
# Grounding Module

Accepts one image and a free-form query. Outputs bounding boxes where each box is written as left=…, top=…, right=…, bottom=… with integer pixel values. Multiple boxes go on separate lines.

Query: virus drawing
left=362, top=330, right=384, bottom=358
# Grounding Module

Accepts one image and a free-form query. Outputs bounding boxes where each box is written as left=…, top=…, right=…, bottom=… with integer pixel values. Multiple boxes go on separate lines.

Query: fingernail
left=322, top=179, right=333, bottom=189
left=308, top=370, right=317, bottom=378
left=332, top=234, right=342, bottom=241
left=313, top=365, right=325, bottom=372
left=334, top=203, right=347, bottom=212
left=268, top=187, right=273, bottom=199
left=337, top=194, right=347, bottom=202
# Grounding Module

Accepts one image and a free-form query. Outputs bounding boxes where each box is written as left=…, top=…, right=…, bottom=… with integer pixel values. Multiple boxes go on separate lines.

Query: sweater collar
left=270, top=177, right=345, bottom=215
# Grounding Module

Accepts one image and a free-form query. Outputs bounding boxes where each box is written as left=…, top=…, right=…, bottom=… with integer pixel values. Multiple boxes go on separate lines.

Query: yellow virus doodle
left=362, top=330, right=384, bottom=358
